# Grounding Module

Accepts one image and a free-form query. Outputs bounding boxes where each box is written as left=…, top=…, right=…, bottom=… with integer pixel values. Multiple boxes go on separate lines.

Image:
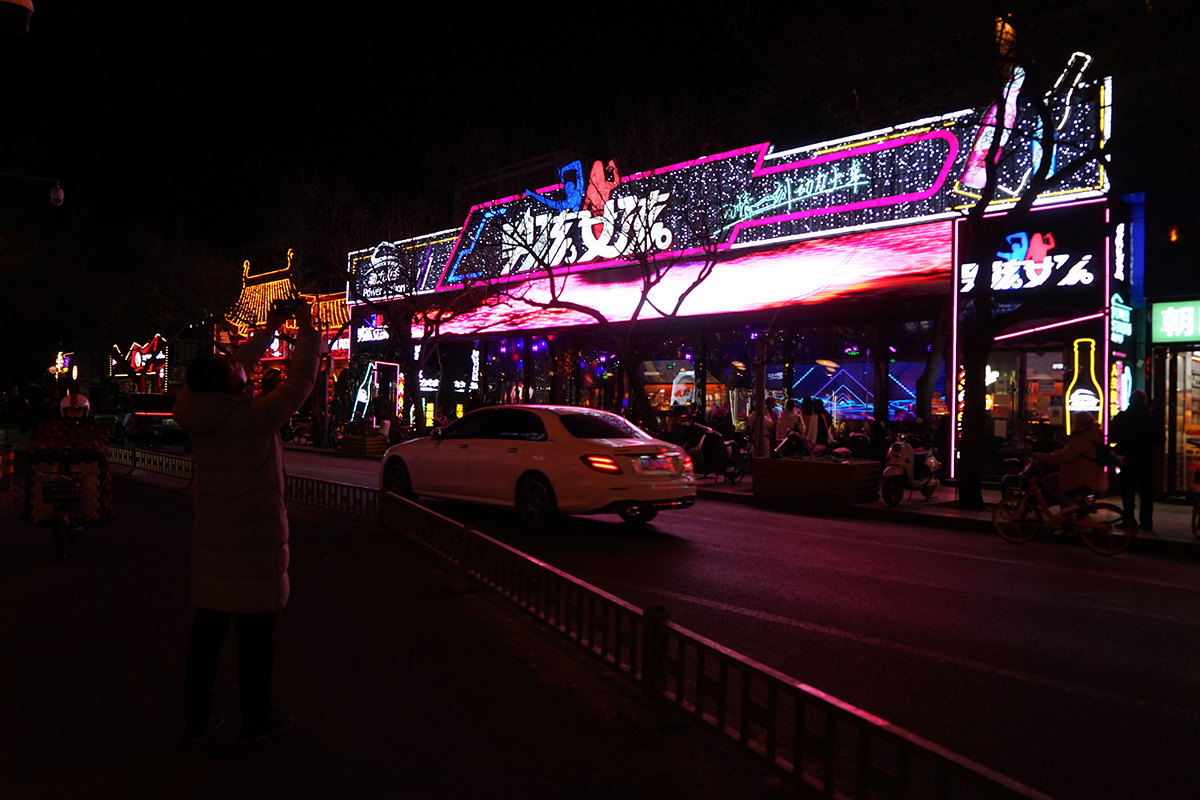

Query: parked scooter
left=880, top=432, right=940, bottom=506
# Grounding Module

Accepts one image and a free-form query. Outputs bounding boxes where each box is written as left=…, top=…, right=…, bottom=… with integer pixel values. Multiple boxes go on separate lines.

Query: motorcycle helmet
left=61, top=392, right=90, bottom=420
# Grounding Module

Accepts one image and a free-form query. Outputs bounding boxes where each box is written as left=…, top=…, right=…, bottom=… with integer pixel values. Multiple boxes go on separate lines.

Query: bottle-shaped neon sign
left=1065, top=337, right=1103, bottom=434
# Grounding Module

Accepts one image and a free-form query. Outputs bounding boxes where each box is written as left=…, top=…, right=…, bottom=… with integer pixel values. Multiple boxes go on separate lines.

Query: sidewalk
left=695, top=471, right=1200, bottom=557
left=0, top=469, right=793, bottom=800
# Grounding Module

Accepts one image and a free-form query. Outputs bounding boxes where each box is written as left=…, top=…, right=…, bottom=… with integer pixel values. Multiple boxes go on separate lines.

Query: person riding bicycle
left=1031, top=411, right=1108, bottom=517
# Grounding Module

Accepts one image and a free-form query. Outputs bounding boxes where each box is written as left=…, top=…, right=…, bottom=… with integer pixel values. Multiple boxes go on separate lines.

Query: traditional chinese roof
left=226, top=249, right=349, bottom=338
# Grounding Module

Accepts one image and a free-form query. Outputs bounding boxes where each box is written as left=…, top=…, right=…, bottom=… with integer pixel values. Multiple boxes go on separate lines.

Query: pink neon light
left=422, top=222, right=953, bottom=337
left=1104, top=231, right=1111, bottom=437
left=726, top=131, right=960, bottom=242
left=437, top=134, right=959, bottom=291
left=993, top=313, right=1105, bottom=341
left=950, top=220, right=959, bottom=479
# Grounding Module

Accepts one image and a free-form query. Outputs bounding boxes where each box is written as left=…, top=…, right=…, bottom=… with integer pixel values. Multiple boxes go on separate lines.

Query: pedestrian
left=1109, top=390, right=1164, bottom=531
left=174, top=301, right=320, bottom=744
left=812, top=398, right=832, bottom=447
left=748, top=396, right=778, bottom=456
left=775, top=397, right=802, bottom=443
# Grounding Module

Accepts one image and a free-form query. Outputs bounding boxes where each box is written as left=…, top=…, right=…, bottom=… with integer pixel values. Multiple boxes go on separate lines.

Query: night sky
left=0, top=2, right=742, bottom=246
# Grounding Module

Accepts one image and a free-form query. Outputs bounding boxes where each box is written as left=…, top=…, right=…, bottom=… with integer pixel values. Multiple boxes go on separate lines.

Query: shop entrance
left=374, top=362, right=400, bottom=424
left=1153, top=347, right=1200, bottom=494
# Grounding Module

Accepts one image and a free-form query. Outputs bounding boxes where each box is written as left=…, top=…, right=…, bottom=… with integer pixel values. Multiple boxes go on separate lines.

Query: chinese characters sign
left=1151, top=301, right=1200, bottom=344
left=349, top=54, right=1108, bottom=305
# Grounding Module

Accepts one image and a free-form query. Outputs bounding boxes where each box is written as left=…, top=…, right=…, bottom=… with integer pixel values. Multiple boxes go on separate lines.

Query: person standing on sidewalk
left=1109, top=390, right=1164, bottom=532
left=174, top=301, right=320, bottom=744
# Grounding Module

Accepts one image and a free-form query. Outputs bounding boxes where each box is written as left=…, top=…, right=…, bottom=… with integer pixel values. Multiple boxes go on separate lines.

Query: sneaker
left=184, top=711, right=225, bottom=743
left=239, top=709, right=294, bottom=744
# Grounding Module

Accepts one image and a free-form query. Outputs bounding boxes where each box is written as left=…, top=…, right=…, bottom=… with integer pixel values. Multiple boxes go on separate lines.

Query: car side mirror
left=430, top=427, right=443, bottom=440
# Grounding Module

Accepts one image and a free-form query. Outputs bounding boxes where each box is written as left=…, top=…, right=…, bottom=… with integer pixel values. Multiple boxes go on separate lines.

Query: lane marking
left=625, top=584, right=1200, bottom=724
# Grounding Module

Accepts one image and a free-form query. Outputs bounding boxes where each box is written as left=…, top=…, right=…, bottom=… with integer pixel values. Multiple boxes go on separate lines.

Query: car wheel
left=618, top=507, right=659, bottom=525
left=516, top=474, right=560, bottom=531
left=382, top=458, right=414, bottom=499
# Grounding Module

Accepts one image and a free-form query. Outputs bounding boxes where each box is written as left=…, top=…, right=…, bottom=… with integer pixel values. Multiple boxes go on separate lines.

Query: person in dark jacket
left=1109, top=390, right=1164, bottom=532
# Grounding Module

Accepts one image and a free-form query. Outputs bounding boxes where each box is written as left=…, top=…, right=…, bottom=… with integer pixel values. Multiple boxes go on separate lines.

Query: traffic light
left=0, top=0, right=32, bottom=35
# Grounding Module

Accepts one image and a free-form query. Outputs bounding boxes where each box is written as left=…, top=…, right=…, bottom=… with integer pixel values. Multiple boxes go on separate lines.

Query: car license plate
left=638, top=455, right=672, bottom=471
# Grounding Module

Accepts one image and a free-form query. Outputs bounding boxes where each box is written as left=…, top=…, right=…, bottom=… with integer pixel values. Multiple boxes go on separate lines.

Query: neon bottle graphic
left=960, top=66, right=1026, bottom=190
left=1065, top=337, right=1103, bottom=434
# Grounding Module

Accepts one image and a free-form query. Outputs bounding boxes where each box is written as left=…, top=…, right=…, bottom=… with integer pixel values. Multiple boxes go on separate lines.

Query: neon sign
left=958, top=229, right=1096, bottom=293
left=356, top=314, right=390, bottom=343
left=1110, top=293, right=1132, bottom=344
left=348, top=54, right=1107, bottom=305
left=1065, top=338, right=1103, bottom=433
left=1151, top=301, right=1200, bottom=344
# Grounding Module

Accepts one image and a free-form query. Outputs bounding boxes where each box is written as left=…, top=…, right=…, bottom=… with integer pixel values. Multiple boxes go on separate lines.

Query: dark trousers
left=1120, top=458, right=1156, bottom=527
left=183, top=607, right=277, bottom=726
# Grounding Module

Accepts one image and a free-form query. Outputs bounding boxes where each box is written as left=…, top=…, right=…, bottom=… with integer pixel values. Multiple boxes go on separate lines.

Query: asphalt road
left=282, top=445, right=1200, bottom=799
left=398, top=496, right=1199, bottom=800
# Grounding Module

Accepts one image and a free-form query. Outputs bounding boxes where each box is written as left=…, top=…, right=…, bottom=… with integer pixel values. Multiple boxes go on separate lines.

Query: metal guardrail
left=380, top=490, right=1052, bottom=800
left=109, top=446, right=192, bottom=478
left=109, top=446, right=378, bottom=519
left=285, top=474, right=378, bottom=519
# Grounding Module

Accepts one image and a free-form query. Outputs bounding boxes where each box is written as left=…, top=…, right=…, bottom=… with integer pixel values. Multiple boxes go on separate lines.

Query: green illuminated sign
left=1151, top=300, right=1200, bottom=344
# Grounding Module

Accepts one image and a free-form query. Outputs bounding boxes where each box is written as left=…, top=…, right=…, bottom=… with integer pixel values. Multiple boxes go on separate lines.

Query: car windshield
left=558, top=412, right=648, bottom=440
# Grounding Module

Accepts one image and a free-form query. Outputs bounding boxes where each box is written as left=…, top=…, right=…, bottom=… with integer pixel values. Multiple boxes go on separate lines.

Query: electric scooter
left=880, top=433, right=940, bottom=506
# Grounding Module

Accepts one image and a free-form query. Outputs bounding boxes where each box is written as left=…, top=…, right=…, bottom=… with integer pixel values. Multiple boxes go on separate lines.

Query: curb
left=696, top=486, right=1200, bottom=558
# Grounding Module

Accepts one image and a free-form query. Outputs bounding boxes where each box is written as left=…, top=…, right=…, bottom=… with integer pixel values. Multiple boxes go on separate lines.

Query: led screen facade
left=348, top=54, right=1110, bottom=339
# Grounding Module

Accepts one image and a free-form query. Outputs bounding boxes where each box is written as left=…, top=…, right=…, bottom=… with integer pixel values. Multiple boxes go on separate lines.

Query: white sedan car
left=379, top=405, right=696, bottom=528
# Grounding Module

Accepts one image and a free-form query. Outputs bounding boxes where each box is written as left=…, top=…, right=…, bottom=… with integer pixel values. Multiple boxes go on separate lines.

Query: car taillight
left=682, top=454, right=694, bottom=474
left=582, top=455, right=623, bottom=474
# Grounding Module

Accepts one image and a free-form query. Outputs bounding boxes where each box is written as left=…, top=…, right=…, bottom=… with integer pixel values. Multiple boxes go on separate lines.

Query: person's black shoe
left=1139, top=523, right=1153, bottom=532
left=184, top=711, right=225, bottom=743
left=239, top=709, right=294, bottom=744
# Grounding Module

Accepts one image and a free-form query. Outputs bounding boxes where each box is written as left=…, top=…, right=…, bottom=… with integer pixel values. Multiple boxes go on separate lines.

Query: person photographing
left=175, top=298, right=320, bottom=744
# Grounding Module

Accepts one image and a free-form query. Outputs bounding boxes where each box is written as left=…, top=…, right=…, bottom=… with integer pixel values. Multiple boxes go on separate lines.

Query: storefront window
left=578, top=346, right=619, bottom=411
left=1171, top=351, right=1200, bottom=493
left=528, top=336, right=552, bottom=404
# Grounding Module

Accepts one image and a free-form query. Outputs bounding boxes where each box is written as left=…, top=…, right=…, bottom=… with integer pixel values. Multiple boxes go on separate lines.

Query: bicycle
left=992, top=458, right=1134, bottom=555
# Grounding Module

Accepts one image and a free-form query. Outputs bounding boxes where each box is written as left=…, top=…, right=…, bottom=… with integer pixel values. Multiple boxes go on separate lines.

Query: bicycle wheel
left=1077, top=503, right=1134, bottom=555
left=1192, top=500, right=1199, bottom=539
left=993, top=493, right=1041, bottom=543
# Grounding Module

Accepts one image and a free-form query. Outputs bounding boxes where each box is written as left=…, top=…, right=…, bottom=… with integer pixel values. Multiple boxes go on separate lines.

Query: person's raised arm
left=247, top=302, right=321, bottom=431
left=233, top=312, right=288, bottom=376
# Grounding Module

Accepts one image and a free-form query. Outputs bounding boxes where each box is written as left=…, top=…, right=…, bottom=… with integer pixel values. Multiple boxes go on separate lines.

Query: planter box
left=341, top=435, right=387, bottom=459
left=753, top=458, right=880, bottom=505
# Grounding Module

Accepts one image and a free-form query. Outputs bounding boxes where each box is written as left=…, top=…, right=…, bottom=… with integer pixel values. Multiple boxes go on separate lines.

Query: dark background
left=0, top=1, right=1196, bottom=385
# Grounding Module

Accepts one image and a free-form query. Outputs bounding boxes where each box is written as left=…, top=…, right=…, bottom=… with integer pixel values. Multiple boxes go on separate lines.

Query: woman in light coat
left=174, top=303, right=320, bottom=743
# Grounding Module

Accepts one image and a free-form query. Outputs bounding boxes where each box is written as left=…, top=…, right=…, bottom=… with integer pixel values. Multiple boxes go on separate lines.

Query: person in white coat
left=175, top=301, right=320, bottom=744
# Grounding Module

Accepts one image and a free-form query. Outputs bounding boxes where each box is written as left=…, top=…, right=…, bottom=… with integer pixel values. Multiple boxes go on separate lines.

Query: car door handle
left=458, top=444, right=469, bottom=449
left=506, top=447, right=519, bottom=453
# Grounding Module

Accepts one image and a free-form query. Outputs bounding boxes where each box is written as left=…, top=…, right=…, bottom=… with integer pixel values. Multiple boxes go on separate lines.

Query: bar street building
left=348, top=53, right=1129, bottom=479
